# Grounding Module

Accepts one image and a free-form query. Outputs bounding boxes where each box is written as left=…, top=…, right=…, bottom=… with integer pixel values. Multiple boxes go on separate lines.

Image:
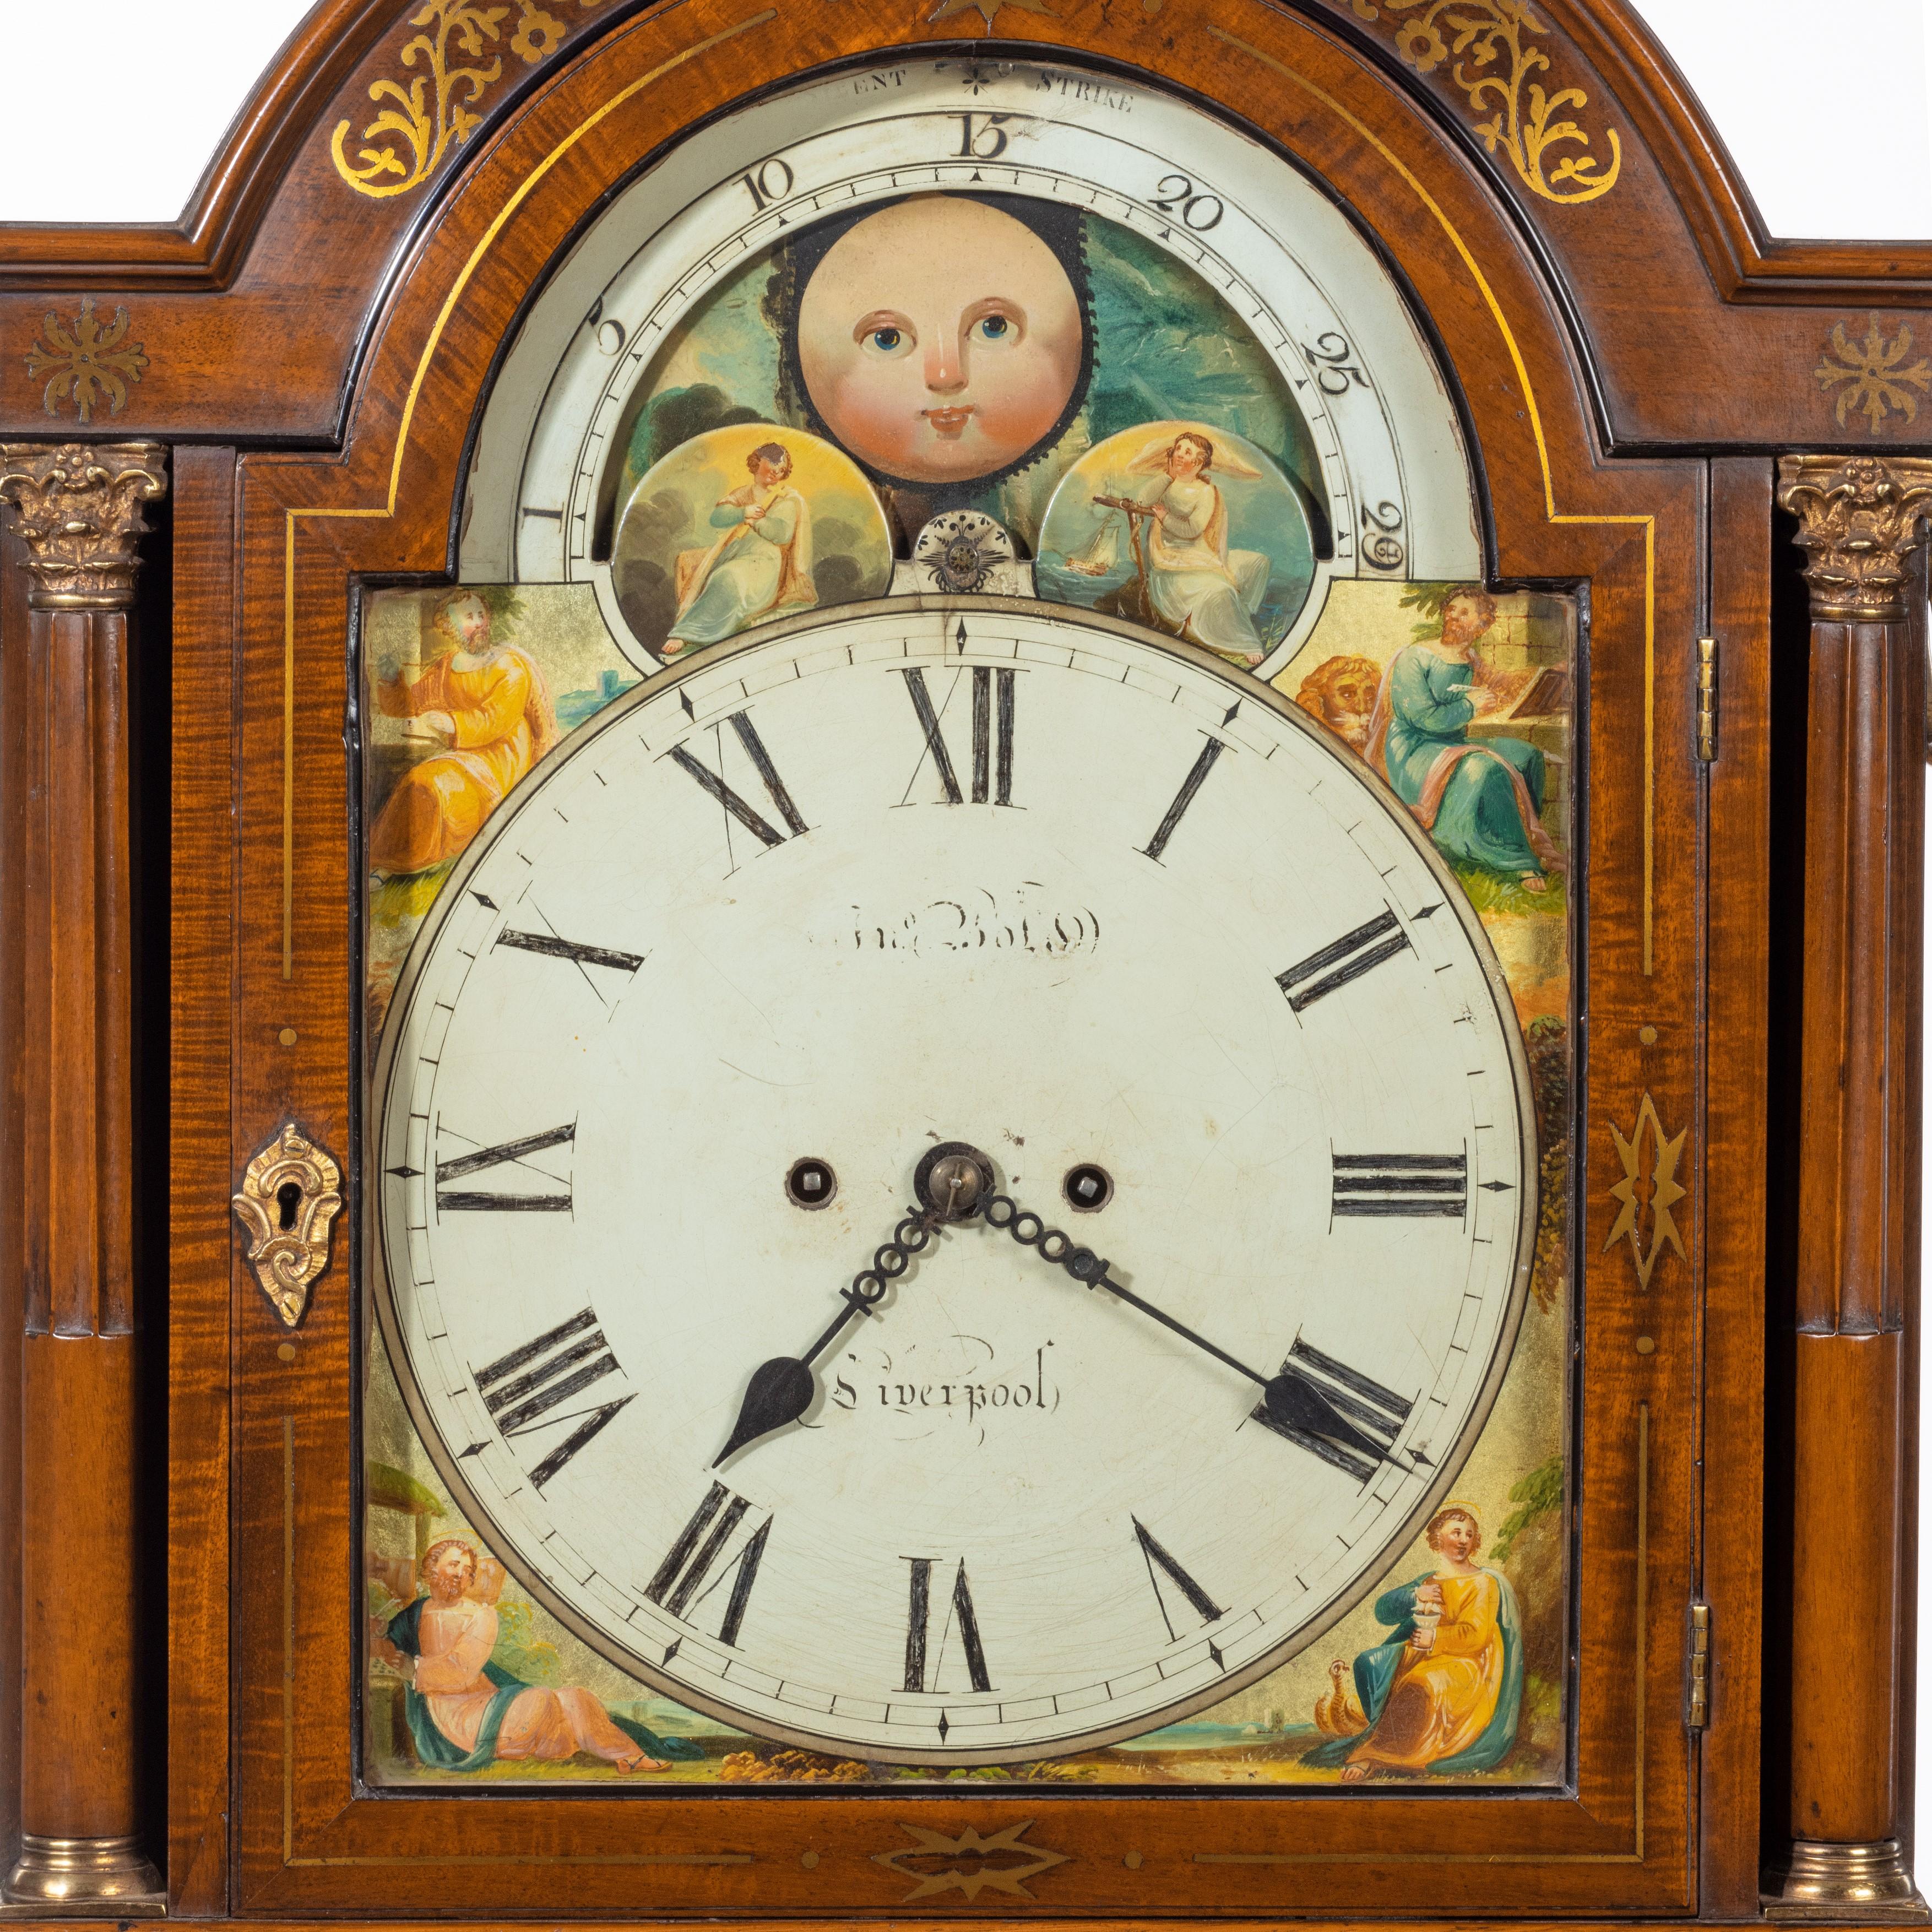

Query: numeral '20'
left=1150, top=173, right=1224, bottom=230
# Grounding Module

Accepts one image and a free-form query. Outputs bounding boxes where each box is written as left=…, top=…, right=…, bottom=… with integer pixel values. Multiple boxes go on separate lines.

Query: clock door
left=366, top=598, right=1546, bottom=1767
left=198, top=2, right=1705, bottom=1917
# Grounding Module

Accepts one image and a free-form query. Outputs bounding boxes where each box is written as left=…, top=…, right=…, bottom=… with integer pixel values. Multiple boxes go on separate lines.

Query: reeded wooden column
left=0, top=444, right=166, bottom=1909
left=1767, top=453, right=1931, bottom=1918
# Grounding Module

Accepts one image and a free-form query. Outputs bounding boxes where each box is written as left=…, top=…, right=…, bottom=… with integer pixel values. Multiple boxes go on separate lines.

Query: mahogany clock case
left=0, top=0, right=1919, bottom=1925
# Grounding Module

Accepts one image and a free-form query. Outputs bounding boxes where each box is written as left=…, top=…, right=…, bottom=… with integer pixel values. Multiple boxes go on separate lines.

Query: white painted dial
left=372, top=600, right=1532, bottom=1762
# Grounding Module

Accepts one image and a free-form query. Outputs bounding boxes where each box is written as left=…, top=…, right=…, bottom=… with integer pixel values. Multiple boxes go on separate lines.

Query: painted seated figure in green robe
left=1365, top=588, right=1561, bottom=891
left=379, top=1536, right=703, bottom=1774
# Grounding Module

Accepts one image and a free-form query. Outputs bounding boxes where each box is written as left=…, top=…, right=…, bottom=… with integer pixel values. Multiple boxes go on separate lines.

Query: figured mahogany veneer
left=219, top=1, right=1692, bottom=1914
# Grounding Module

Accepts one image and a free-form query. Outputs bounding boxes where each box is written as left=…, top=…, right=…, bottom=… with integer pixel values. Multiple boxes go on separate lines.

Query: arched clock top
left=202, top=4, right=1654, bottom=614
left=0, top=0, right=1923, bottom=453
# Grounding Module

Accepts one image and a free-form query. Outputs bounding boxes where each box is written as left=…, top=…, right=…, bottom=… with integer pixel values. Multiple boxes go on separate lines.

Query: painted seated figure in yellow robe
left=370, top=589, right=558, bottom=877
left=1304, top=1502, right=1523, bottom=1781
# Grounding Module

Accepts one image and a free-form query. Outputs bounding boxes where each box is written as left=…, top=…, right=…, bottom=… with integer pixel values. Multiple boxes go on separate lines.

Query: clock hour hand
left=712, top=1146, right=992, bottom=1466
left=980, top=1191, right=1413, bottom=1475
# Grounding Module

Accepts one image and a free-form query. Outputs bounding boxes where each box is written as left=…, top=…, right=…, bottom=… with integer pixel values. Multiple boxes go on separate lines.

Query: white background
left=5, top=0, right=1931, bottom=1868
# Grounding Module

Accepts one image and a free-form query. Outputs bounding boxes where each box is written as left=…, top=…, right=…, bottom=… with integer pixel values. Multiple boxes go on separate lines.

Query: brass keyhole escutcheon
left=232, top=1124, right=343, bottom=1329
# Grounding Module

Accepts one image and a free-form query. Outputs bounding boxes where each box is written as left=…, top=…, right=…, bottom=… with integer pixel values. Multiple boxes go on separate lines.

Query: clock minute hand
left=981, top=1193, right=1272, bottom=1385
left=712, top=1148, right=991, bottom=1466
left=980, top=1191, right=1407, bottom=1475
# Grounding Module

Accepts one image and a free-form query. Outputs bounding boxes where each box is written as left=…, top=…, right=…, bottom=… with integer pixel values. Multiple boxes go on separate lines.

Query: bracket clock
left=1, top=0, right=1930, bottom=1926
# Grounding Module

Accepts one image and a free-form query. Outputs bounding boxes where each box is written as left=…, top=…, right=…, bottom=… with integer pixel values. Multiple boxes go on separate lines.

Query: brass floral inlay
left=872, top=1820, right=1071, bottom=1901
left=1602, top=1092, right=1685, bottom=1290
left=332, top=0, right=607, bottom=199
left=25, top=300, right=149, bottom=423
left=1815, top=318, right=1932, bottom=434
left=233, top=1124, right=344, bottom=1328
left=1348, top=0, right=1622, bottom=204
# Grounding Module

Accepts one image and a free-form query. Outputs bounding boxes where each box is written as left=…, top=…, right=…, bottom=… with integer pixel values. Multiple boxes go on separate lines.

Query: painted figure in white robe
left=663, top=441, right=816, bottom=659
left=1068, top=430, right=1269, bottom=666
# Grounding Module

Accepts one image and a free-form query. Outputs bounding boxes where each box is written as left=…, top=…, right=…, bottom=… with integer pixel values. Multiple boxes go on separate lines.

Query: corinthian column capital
left=0, top=441, right=167, bottom=610
left=1777, top=452, right=1932, bottom=623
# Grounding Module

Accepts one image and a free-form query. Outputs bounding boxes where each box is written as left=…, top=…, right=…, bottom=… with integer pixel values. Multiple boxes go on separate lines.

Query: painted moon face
left=796, top=195, right=1086, bottom=486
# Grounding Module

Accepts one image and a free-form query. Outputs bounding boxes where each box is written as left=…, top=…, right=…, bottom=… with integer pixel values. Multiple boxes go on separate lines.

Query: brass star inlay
left=1602, top=1091, right=1686, bottom=1290
left=873, top=1819, right=1072, bottom=1901
left=925, top=0, right=1057, bottom=31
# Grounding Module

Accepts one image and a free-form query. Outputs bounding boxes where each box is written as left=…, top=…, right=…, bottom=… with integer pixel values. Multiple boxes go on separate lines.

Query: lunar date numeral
left=1149, top=172, right=1224, bottom=230
left=1360, top=498, right=1406, bottom=572
left=955, top=112, right=1012, bottom=159
left=737, top=156, right=794, bottom=210
left=1305, top=330, right=1371, bottom=394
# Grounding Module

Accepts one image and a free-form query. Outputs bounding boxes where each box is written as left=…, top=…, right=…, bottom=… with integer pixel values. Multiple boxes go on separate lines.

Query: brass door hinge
left=1695, top=637, right=1718, bottom=763
left=1687, top=1600, right=1711, bottom=1730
